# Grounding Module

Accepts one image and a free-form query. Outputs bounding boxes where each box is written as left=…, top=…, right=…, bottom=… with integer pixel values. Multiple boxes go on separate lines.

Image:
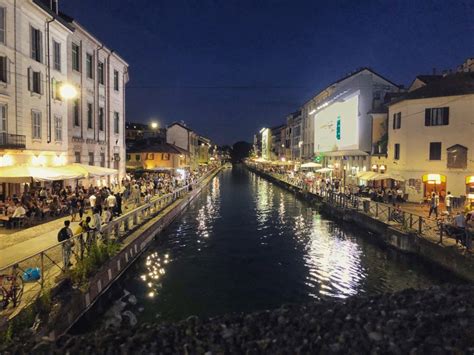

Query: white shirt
left=89, top=195, right=96, bottom=207
left=12, top=206, right=26, bottom=218
left=106, top=194, right=116, bottom=208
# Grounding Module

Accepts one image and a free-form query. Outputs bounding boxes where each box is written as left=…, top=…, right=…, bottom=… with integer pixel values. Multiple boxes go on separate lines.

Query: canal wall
left=45, top=168, right=222, bottom=340
left=246, top=165, right=474, bottom=282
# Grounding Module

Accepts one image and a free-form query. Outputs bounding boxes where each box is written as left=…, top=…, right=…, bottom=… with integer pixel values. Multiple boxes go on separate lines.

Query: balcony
left=0, top=133, right=26, bottom=149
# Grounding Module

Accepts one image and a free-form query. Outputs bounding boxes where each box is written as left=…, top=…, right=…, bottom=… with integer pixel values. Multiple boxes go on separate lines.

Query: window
left=75, top=152, right=81, bottom=163
left=162, top=153, right=170, bottom=161
left=447, top=145, right=467, bottom=169
left=429, top=142, right=442, bottom=160
left=113, top=112, right=119, bottom=134
left=113, top=70, right=119, bottom=91
left=0, top=104, right=6, bottom=133
left=28, top=68, right=42, bottom=94
left=126, top=154, right=131, bottom=161
left=88, top=152, right=94, bottom=165
left=53, top=40, right=61, bottom=71
left=392, top=112, right=401, bottom=130
left=135, top=154, right=140, bottom=161
left=146, top=153, right=154, bottom=160
left=72, top=43, right=80, bottom=72
left=97, top=61, right=104, bottom=85
left=86, top=53, right=93, bottom=79
left=0, top=7, right=5, bottom=44
left=113, top=153, right=119, bottom=170
left=51, top=78, right=61, bottom=100
left=0, top=56, right=7, bottom=83
left=32, top=110, right=41, bottom=139
left=73, top=99, right=80, bottom=126
left=98, top=107, right=104, bottom=131
left=54, top=116, right=62, bottom=141
left=87, top=103, right=93, bottom=129
left=100, top=153, right=105, bottom=167
left=30, top=27, right=42, bottom=62
left=394, top=143, right=400, bottom=160
left=425, top=107, right=449, bottom=126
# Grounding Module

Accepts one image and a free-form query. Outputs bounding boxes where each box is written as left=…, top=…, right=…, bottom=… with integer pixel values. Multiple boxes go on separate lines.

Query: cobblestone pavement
left=2, top=285, right=474, bottom=354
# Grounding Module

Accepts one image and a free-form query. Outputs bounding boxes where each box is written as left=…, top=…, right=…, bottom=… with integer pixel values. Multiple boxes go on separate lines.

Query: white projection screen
left=314, top=92, right=359, bottom=153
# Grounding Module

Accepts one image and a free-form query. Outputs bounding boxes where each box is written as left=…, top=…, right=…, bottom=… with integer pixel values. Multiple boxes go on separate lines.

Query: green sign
left=336, top=115, right=341, bottom=140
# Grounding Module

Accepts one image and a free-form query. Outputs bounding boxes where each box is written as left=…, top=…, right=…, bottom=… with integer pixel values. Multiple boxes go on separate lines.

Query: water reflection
left=104, top=167, right=463, bottom=324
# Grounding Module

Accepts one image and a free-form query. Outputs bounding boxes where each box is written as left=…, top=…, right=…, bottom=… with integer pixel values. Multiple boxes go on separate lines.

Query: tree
left=231, top=141, right=252, bottom=162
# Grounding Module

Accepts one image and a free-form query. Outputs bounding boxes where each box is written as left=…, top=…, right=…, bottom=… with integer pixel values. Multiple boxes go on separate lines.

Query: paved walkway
left=0, top=200, right=146, bottom=269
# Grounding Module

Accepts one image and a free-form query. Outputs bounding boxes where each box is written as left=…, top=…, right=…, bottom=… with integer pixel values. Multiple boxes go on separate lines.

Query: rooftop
left=390, top=72, right=474, bottom=105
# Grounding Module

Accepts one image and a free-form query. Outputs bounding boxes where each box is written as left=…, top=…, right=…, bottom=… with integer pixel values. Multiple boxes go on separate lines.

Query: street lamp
left=150, top=122, right=158, bottom=129
left=59, top=83, right=78, bottom=100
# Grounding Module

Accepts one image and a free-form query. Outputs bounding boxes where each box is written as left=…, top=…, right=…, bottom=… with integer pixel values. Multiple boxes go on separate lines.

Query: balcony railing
left=0, top=133, right=26, bottom=149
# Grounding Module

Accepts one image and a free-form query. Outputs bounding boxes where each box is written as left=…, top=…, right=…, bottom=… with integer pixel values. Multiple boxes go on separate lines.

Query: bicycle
left=0, top=265, right=24, bottom=309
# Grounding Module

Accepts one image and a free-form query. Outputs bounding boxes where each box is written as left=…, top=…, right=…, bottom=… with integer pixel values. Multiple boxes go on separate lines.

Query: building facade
left=166, top=122, right=199, bottom=169
left=0, top=0, right=129, bottom=194
left=387, top=72, right=474, bottom=203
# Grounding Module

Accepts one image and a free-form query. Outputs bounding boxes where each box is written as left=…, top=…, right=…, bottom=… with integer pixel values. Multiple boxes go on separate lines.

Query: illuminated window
left=146, top=153, right=154, bottom=160
left=162, top=153, right=170, bottom=161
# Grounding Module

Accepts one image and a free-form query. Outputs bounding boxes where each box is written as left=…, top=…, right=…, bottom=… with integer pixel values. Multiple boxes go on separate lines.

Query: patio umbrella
left=67, top=163, right=118, bottom=177
left=0, top=166, right=85, bottom=183
left=315, top=167, right=334, bottom=173
left=301, top=162, right=322, bottom=168
left=369, top=172, right=406, bottom=182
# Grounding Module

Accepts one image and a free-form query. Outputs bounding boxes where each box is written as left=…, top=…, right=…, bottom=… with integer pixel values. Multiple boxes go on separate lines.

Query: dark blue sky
left=61, top=0, right=473, bottom=145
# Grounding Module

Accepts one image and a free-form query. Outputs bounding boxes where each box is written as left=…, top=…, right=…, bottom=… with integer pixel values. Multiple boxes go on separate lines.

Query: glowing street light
left=150, top=122, right=159, bottom=129
left=59, top=83, right=78, bottom=100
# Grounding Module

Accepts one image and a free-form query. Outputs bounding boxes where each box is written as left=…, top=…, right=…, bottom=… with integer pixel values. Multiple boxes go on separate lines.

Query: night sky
left=61, top=0, right=473, bottom=145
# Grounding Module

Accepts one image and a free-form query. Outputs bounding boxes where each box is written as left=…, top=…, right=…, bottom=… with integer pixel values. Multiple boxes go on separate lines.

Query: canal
left=83, top=166, right=463, bottom=328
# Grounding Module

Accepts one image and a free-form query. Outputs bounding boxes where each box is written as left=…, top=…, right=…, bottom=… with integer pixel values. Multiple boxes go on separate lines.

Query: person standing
left=58, top=220, right=73, bottom=269
left=428, top=192, right=439, bottom=218
left=445, top=191, right=453, bottom=215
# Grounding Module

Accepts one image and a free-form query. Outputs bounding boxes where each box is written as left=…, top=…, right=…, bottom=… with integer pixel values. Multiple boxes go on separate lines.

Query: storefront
left=422, top=174, right=446, bottom=200
left=466, top=176, right=474, bottom=208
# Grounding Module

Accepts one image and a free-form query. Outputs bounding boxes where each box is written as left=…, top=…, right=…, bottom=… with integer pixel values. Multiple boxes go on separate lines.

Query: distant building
left=286, top=110, right=302, bottom=161
left=166, top=122, right=199, bottom=169
left=125, top=122, right=165, bottom=143
left=270, top=124, right=285, bottom=160
left=126, top=141, right=189, bottom=171
left=198, top=136, right=211, bottom=165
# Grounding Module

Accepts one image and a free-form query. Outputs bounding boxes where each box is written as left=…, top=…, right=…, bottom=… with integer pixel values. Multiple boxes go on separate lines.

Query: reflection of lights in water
left=143, top=253, right=171, bottom=299
left=255, top=178, right=273, bottom=225
left=195, top=175, right=221, bottom=239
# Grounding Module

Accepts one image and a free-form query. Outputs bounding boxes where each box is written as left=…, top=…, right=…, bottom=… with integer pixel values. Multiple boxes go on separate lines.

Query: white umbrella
left=301, top=162, right=322, bottom=168
left=370, top=172, right=406, bottom=182
left=315, top=167, right=333, bottom=173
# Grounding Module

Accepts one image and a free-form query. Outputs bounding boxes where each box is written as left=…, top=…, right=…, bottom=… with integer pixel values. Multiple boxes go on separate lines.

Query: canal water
left=85, top=166, right=463, bottom=328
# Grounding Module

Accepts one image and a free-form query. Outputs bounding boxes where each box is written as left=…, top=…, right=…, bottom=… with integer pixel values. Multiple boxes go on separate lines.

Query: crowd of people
left=54, top=166, right=213, bottom=268
left=257, top=164, right=474, bottom=250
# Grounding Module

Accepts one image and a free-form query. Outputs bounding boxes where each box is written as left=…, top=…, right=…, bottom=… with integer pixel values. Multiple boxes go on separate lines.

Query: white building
left=387, top=72, right=474, bottom=204
left=309, top=68, right=399, bottom=183
left=67, top=21, right=129, bottom=182
left=166, top=122, right=199, bottom=169
left=0, top=0, right=129, bottom=196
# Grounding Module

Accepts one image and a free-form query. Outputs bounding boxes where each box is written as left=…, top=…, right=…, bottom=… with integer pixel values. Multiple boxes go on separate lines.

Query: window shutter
left=39, top=72, right=44, bottom=95
left=443, top=107, right=449, bottom=125
left=424, top=109, right=430, bottom=126
left=27, top=67, right=32, bottom=91
left=392, top=114, right=395, bottom=129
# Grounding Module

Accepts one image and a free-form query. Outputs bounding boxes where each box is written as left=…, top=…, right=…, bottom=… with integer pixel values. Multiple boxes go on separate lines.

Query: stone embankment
left=2, top=285, right=473, bottom=354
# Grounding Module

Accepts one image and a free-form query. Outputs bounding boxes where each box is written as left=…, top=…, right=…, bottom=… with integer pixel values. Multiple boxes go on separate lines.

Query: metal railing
left=0, top=168, right=218, bottom=312
left=248, top=164, right=455, bottom=244
left=0, top=133, right=26, bottom=149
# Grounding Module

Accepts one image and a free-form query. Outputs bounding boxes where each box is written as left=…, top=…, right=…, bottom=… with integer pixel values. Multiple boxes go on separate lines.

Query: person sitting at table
left=8, top=203, right=26, bottom=228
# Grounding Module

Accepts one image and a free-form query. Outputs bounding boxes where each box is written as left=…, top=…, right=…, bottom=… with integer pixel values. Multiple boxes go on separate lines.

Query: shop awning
left=315, top=167, right=333, bottom=173
left=369, top=172, right=406, bottom=182
left=356, top=171, right=378, bottom=180
left=67, top=163, right=118, bottom=177
left=0, top=166, right=84, bottom=183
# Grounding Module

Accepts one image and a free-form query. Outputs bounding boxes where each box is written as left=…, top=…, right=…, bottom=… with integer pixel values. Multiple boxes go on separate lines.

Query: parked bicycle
left=0, top=265, right=24, bottom=309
